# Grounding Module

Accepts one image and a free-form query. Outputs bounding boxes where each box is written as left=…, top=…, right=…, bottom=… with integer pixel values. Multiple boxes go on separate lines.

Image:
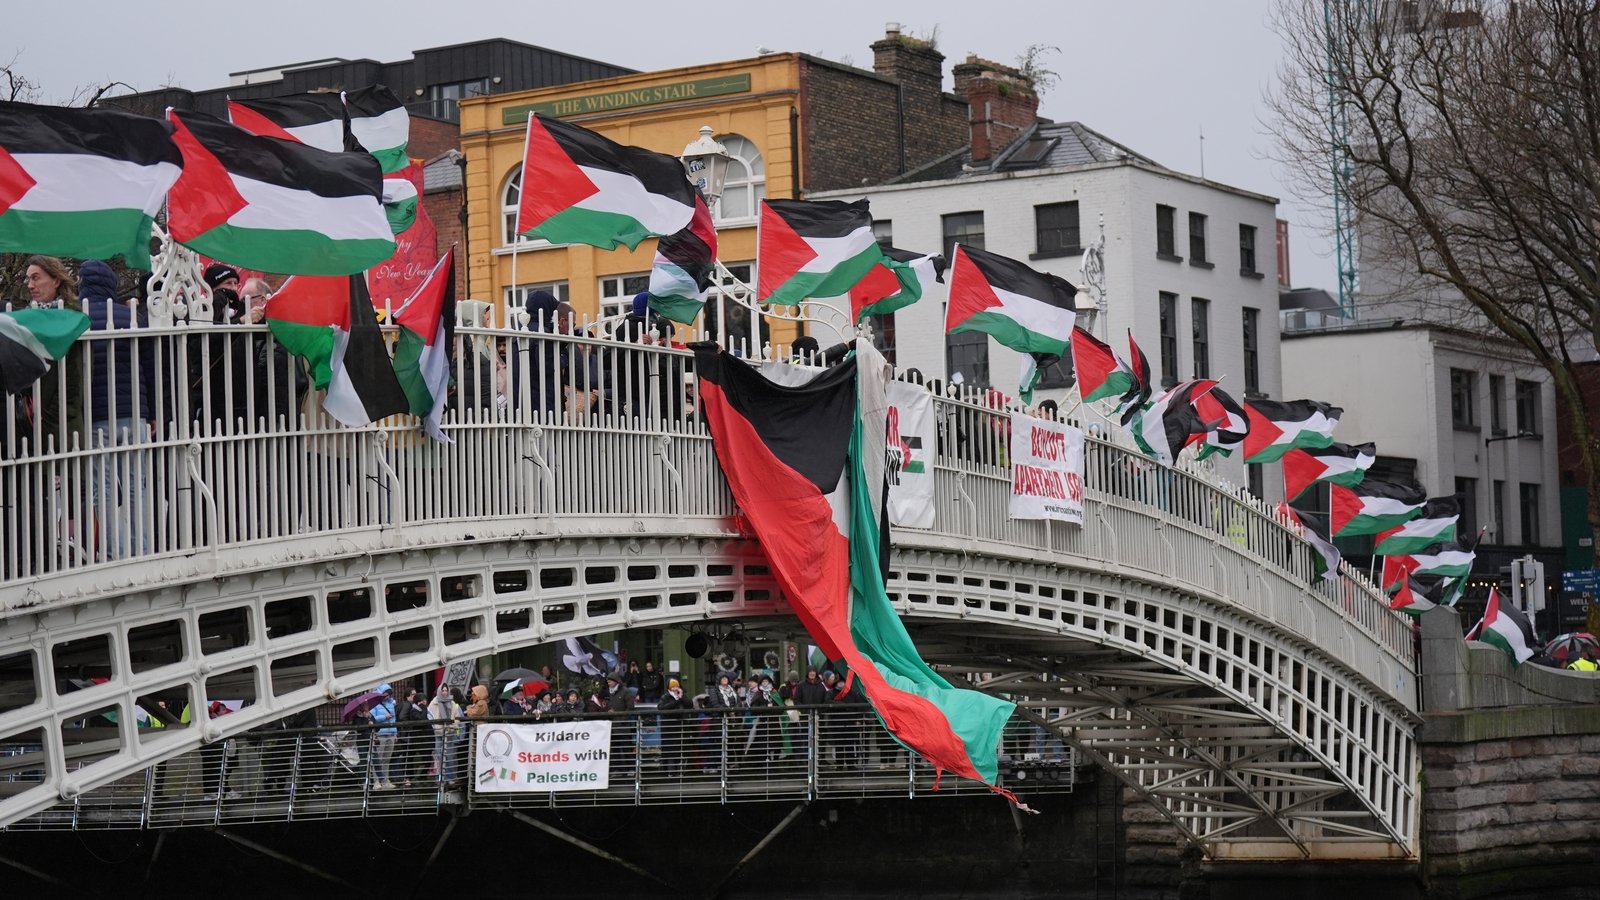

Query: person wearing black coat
left=655, top=678, right=692, bottom=775
left=394, top=688, right=429, bottom=785
left=82, top=259, right=158, bottom=560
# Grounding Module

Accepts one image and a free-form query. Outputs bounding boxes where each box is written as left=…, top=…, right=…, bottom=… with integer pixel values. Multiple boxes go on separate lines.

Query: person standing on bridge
left=638, top=660, right=665, bottom=704
left=426, top=684, right=461, bottom=783
left=369, top=683, right=398, bottom=790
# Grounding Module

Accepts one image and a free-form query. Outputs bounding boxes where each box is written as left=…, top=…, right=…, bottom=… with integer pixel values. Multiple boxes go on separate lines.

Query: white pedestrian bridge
left=0, top=319, right=1418, bottom=859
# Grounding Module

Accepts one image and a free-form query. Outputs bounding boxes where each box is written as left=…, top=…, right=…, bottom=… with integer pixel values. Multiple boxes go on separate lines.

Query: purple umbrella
left=341, top=690, right=385, bottom=722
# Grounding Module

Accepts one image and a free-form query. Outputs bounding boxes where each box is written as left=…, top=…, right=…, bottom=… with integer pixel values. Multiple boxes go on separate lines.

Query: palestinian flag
left=1281, top=505, right=1341, bottom=582
left=945, top=244, right=1077, bottom=357
left=1191, top=385, right=1249, bottom=461
left=0, top=100, right=181, bottom=267
left=758, top=199, right=883, bottom=307
left=1330, top=478, right=1427, bottom=536
left=1387, top=577, right=1438, bottom=617
left=1119, top=332, right=1155, bottom=427
left=1130, top=379, right=1219, bottom=467
left=167, top=108, right=394, bottom=276
left=1071, top=326, right=1135, bottom=403
left=0, top=307, right=90, bottom=394
left=1402, top=542, right=1476, bottom=580
left=265, top=274, right=408, bottom=427
left=393, top=249, right=456, bottom=442
left=1471, top=587, right=1536, bottom=665
left=1243, top=399, right=1342, bottom=463
left=647, top=194, right=718, bottom=325
left=850, top=246, right=946, bottom=322
left=381, top=163, right=420, bottom=235
left=692, top=340, right=1019, bottom=802
left=227, top=93, right=349, bottom=152
left=515, top=113, right=696, bottom=251
left=343, top=86, right=410, bottom=174
left=1282, top=441, right=1376, bottom=500
left=1018, top=351, right=1069, bottom=405
left=1374, top=497, right=1460, bottom=556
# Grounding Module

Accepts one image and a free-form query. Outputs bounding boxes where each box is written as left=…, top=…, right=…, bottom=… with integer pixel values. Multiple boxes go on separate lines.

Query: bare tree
left=1270, top=0, right=1600, bottom=564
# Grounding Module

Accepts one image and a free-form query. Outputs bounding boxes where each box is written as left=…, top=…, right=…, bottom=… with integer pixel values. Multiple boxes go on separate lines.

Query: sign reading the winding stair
left=1009, top=413, right=1084, bottom=524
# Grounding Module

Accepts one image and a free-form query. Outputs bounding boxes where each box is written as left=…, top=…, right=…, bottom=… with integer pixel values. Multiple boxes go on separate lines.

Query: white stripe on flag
left=991, top=284, right=1075, bottom=345
left=571, top=164, right=693, bottom=235
left=1359, top=496, right=1420, bottom=517
left=796, top=229, right=878, bottom=273
left=350, top=106, right=409, bottom=155
left=7, top=154, right=179, bottom=214
left=282, top=120, right=348, bottom=154
left=382, top=178, right=419, bottom=205
left=227, top=174, right=392, bottom=241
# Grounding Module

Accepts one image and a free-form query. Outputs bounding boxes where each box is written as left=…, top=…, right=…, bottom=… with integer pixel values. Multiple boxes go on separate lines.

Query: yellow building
left=458, top=26, right=975, bottom=339
left=459, top=54, right=800, bottom=329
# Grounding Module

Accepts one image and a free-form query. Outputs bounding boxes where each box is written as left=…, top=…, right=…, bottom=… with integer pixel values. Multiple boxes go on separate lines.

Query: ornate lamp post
left=680, top=125, right=733, bottom=209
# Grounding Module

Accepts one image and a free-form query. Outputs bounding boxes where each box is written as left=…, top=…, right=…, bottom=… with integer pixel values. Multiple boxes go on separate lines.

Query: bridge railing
left=1, top=706, right=1075, bottom=830
left=0, top=313, right=1406, bottom=664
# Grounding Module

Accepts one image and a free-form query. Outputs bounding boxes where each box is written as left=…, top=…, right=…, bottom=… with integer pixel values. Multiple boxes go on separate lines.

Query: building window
left=1449, top=368, right=1476, bottom=428
left=1034, top=201, right=1080, bottom=258
left=1455, top=477, right=1478, bottom=541
left=713, top=134, right=765, bottom=224
left=946, top=331, right=989, bottom=388
left=870, top=313, right=898, bottom=366
left=1158, top=292, right=1178, bottom=387
left=1239, top=224, right=1258, bottom=275
left=424, top=78, right=489, bottom=123
left=872, top=219, right=893, bottom=247
left=1156, top=205, right=1178, bottom=258
left=943, top=211, right=985, bottom=260
left=1242, top=307, right=1260, bottom=396
left=1492, top=479, right=1505, bottom=542
left=1248, top=463, right=1264, bottom=500
left=504, top=281, right=571, bottom=316
left=1036, top=355, right=1074, bottom=389
left=598, top=273, right=652, bottom=319
left=1515, top=379, right=1541, bottom=436
left=1191, top=297, right=1210, bottom=379
left=1488, top=374, right=1506, bottom=435
left=1188, top=212, right=1209, bottom=265
left=1519, top=483, right=1540, bottom=545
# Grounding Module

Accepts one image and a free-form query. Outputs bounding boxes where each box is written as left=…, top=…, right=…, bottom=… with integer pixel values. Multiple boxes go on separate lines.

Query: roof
left=888, top=121, right=1160, bottom=185
left=423, top=153, right=464, bottom=193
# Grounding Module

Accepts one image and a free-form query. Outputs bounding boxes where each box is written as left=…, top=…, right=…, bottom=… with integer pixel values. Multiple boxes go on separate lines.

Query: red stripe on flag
left=167, top=110, right=249, bottom=243
left=516, top=115, right=599, bottom=235
left=226, top=101, right=303, bottom=143
left=849, top=262, right=903, bottom=321
left=0, top=143, right=37, bottom=217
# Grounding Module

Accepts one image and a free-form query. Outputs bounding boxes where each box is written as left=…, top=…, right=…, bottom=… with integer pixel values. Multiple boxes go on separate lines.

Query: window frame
left=1155, top=205, right=1179, bottom=260
left=942, top=211, right=986, bottom=260
left=711, top=134, right=765, bottom=225
left=946, top=330, right=990, bottom=389
left=597, top=273, right=652, bottom=320
left=1033, top=201, right=1081, bottom=259
left=1242, top=307, right=1260, bottom=396
left=1449, top=368, right=1477, bottom=429
left=1455, top=476, right=1479, bottom=541
left=1188, top=211, right=1210, bottom=267
left=1514, top=379, right=1542, bottom=436
left=1488, top=374, right=1506, bottom=435
left=1158, top=291, right=1179, bottom=388
left=1191, top=297, right=1211, bottom=379
left=1239, top=223, right=1259, bottom=276
left=1519, top=482, right=1540, bottom=545
left=504, top=281, right=571, bottom=315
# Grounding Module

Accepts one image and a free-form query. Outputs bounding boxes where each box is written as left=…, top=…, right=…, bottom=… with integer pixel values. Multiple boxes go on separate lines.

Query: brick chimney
left=870, top=23, right=946, bottom=100
left=953, top=55, right=1039, bottom=164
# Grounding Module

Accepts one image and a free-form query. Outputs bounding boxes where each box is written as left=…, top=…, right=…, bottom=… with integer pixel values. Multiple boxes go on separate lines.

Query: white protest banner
left=887, top=381, right=936, bottom=528
left=473, top=720, right=613, bottom=793
left=1009, top=413, right=1084, bottom=524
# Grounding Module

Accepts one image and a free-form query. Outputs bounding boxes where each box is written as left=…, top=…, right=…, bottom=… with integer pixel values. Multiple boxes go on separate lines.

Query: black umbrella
left=494, top=666, right=542, bottom=684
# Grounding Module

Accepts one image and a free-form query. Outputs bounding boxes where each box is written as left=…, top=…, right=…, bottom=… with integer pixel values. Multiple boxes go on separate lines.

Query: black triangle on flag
left=323, top=274, right=410, bottom=428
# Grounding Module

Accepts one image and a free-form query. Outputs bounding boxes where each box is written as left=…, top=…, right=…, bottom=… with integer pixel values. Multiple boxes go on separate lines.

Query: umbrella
left=340, top=690, right=385, bottom=722
left=1542, top=632, right=1599, bottom=665
left=494, top=666, right=543, bottom=684
left=500, top=677, right=549, bottom=697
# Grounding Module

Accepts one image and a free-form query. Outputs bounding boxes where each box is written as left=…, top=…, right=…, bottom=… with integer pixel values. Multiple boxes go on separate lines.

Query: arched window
left=714, top=135, right=765, bottom=224
left=502, top=168, right=529, bottom=246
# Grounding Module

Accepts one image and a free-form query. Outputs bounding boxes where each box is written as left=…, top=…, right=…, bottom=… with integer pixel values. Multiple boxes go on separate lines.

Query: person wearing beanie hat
left=203, top=263, right=240, bottom=292
left=656, top=673, right=691, bottom=775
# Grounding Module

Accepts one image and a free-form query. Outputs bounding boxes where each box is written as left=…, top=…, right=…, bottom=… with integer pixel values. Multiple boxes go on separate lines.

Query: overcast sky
left=6, top=0, right=1332, bottom=288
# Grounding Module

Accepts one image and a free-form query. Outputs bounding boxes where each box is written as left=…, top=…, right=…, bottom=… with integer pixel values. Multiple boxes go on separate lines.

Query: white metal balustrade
left=0, top=314, right=1419, bottom=856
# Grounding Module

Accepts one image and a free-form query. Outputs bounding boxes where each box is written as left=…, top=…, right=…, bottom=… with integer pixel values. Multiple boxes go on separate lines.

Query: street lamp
left=680, top=125, right=733, bottom=209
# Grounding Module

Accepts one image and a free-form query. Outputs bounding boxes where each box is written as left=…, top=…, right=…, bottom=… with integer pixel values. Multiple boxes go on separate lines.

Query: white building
left=809, top=60, right=1283, bottom=494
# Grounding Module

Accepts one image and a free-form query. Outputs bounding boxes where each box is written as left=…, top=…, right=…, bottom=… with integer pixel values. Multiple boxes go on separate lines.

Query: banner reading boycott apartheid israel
left=473, top=721, right=612, bottom=793
left=1009, top=413, right=1084, bottom=524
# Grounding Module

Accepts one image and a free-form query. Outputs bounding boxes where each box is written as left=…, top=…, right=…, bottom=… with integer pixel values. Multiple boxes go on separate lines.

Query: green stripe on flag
left=184, top=225, right=396, bottom=277
left=0, top=208, right=158, bottom=269
left=528, top=206, right=658, bottom=252
left=952, top=310, right=1069, bottom=357
left=392, top=326, right=433, bottom=417
left=267, top=319, right=336, bottom=389
left=764, top=244, right=882, bottom=308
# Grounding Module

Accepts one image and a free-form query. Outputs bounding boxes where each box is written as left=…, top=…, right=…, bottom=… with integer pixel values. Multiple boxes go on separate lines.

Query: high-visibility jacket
left=1569, top=658, right=1597, bottom=672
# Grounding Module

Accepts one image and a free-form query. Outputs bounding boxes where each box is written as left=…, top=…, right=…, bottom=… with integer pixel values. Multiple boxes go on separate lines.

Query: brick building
left=459, top=25, right=980, bottom=323
left=114, top=39, right=632, bottom=296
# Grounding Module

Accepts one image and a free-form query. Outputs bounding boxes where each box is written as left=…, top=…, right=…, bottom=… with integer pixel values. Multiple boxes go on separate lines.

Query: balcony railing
left=1, top=707, right=1077, bottom=830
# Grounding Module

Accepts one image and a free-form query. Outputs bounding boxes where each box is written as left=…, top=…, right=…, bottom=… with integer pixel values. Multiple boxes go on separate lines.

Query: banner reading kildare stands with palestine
left=886, top=380, right=936, bottom=528
left=1009, top=413, right=1085, bottom=524
left=473, top=721, right=612, bottom=793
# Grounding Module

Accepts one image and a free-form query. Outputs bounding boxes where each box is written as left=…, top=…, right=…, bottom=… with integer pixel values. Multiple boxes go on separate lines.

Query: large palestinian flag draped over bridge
left=945, top=244, right=1077, bottom=357
left=0, top=100, right=182, bottom=266
left=516, top=113, right=696, bottom=251
left=757, top=199, right=883, bottom=307
left=1329, top=478, right=1427, bottom=537
left=167, top=109, right=395, bottom=275
left=1243, top=399, right=1341, bottom=463
left=692, top=341, right=1019, bottom=801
